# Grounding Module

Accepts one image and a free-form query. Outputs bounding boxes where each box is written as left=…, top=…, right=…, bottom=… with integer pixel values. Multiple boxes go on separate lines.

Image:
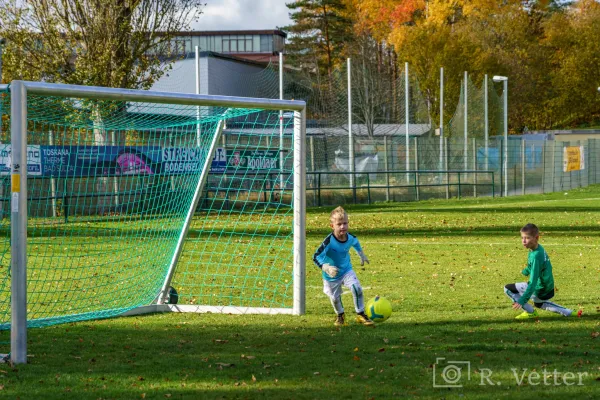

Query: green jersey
left=518, top=244, right=555, bottom=305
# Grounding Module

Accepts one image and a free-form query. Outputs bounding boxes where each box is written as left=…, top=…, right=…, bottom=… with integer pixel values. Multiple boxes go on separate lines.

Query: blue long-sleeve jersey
left=313, top=233, right=363, bottom=281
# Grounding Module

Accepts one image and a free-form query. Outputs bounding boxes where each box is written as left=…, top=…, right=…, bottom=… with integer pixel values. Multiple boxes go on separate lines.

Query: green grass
left=1, top=186, right=600, bottom=399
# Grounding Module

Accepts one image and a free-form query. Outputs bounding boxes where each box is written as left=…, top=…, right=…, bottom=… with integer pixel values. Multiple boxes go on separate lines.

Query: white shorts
left=515, top=282, right=553, bottom=303
left=322, top=270, right=361, bottom=300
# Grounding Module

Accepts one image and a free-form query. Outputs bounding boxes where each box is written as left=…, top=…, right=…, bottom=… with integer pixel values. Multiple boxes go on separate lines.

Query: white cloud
left=193, top=0, right=293, bottom=31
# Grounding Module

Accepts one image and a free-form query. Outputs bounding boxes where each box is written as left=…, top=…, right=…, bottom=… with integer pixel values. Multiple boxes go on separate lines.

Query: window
left=260, top=35, right=271, bottom=52
left=222, top=37, right=230, bottom=52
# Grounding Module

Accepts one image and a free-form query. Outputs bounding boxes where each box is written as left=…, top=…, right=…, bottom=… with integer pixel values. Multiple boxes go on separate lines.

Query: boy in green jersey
left=504, top=223, right=573, bottom=320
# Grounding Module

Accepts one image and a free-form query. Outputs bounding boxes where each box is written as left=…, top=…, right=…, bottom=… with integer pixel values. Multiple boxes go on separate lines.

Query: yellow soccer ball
left=365, top=296, right=392, bottom=323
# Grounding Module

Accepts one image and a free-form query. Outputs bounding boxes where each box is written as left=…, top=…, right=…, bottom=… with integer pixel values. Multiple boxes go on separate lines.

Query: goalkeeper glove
left=358, top=251, right=370, bottom=266
left=322, top=263, right=339, bottom=278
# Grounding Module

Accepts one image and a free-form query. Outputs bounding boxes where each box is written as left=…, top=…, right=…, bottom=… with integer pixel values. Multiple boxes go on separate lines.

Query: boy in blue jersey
left=504, top=223, right=573, bottom=320
left=313, top=206, right=374, bottom=326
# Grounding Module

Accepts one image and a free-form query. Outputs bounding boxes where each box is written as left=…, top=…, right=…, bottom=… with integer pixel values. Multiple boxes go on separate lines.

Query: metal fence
left=305, top=135, right=600, bottom=206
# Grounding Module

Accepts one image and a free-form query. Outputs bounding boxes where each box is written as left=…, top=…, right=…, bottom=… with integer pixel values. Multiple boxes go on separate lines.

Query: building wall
left=206, top=56, right=276, bottom=98
left=147, top=54, right=274, bottom=97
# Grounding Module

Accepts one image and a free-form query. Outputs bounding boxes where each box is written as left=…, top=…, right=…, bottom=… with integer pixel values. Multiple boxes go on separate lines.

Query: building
left=164, top=30, right=286, bottom=63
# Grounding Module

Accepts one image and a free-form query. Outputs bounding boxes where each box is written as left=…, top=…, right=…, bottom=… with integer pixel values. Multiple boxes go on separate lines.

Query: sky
left=193, top=0, right=294, bottom=31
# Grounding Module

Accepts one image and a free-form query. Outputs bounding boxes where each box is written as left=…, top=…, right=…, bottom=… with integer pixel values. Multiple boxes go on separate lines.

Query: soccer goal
left=1, top=81, right=306, bottom=364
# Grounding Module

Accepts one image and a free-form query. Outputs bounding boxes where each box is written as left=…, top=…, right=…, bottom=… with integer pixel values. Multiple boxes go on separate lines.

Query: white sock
left=330, top=296, right=344, bottom=315
left=350, top=284, right=364, bottom=313
left=539, top=302, right=572, bottom=316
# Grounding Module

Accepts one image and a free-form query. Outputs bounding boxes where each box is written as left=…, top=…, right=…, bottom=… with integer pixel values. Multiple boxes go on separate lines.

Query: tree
left=0, top=0, right=204, bottom=213
left=543, top=0, right=600, bottom=127
left=0, top=0, right=204, bottom=89
left=283, top=0, right=354, bottom=78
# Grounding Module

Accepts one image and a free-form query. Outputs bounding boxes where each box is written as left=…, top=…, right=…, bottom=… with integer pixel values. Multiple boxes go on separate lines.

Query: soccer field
left=1, top=186, right=599, bottom=399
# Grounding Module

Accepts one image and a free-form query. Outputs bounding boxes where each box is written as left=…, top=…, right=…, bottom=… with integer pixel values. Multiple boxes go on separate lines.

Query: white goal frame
left=8, top=81, right=306, bottom=364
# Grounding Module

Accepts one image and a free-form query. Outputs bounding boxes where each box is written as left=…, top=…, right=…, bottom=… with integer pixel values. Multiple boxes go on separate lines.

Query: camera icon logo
left=433, top=358, right=471, bottom=388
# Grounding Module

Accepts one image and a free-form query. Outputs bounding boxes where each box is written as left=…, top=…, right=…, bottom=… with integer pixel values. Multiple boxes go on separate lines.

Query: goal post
left=3, top=81, right=306, bottom=364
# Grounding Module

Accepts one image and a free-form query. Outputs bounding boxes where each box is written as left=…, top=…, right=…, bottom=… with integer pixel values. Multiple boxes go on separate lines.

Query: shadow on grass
left=0, top=312, right=597, bottom=399
left=307, top=224, right=600, bottom=238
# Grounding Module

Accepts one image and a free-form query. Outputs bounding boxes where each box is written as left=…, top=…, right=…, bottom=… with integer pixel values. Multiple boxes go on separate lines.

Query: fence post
left=414, top=137, right=419, bottom=201
left=111, top=130, right=120, bottom=208
left=457, top=172, right=461, bottom=199
left=353, top=171, right=357, bottom=204
left=472, top=138, right=477, bottom=197
left=318, top=173, right=321, bottom=207
left=445, top=137, right=450, bottom=199
left=367, top=173, right=371, bottom=204
left=49, top=130, right=57, bottom=217
left=405, top=62, right=410, bottom=183
left=347, top=58, right=354, bottom=191
left=521, top=138, right=526, bottom=195
left=63, top=180, right=69, bottom=224
left=500, top=138, right=504, bottom=196
left=542, top=140, right=546, bottom=193
left=551, top=140, right=556, bottom=193
left=310, top=136, right=316, bottom=205
left=384, top=135, right=390, bottom=201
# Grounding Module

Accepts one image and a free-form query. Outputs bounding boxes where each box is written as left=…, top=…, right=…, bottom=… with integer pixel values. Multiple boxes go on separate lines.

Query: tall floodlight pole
left=493, top=76, right=508, bottom=197
left=405, top=62, right=410, bottom=182
left=279, top=52, right=284, bottom=191
left=0, top=39, right=5, bottom=142
left=348, top=58, right=354, bottom=189
left=439, top=67, right=444, bottom=173
left=464, top=71, right=468, bottom=172
left=195, top=46, right=201, bottom=146
left=484, top=74, right=489, bottom=171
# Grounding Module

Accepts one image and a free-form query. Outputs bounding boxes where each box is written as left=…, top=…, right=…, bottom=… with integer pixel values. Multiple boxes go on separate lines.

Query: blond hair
left=330, top=206, right=348, bottom=223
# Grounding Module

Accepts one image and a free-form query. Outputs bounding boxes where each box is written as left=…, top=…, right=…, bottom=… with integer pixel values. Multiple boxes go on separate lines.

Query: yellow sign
left=11, top=174, right=20, bottom=193
left=563, top=146, right=585, bottom=172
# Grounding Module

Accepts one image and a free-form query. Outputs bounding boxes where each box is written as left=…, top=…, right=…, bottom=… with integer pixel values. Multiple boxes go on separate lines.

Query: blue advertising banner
left=162, top=146, right=226, bottom=174
left=1, top=145, right=227, bottom=177
left=40, top=146, right=163, bottom=177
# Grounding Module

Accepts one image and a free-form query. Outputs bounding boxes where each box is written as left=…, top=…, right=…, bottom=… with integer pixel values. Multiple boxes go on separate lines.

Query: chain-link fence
left=304, top=135, right=600, bottom=207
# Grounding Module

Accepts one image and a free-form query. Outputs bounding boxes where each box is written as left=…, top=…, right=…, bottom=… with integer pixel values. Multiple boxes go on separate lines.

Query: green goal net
left=0, top=82, right=306, bottom=363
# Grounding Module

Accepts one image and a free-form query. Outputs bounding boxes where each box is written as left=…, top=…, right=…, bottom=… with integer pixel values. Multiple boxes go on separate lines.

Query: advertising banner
left=0, top=145, right=227, bottom=177
left=0, top=144, right=42, bottom=176
left=228, top=149, right=279, bottom=171
left=563, top=146, right=585, bottom=172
